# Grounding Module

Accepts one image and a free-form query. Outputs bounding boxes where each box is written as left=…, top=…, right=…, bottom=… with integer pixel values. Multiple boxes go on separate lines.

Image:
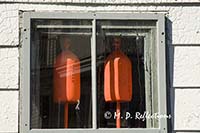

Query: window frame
left=20, top=12, right=167, bottom=133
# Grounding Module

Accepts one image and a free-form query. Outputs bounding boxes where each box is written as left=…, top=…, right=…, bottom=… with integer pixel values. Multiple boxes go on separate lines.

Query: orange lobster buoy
left=104, top=37, right=132, bottom=128
left=54, top=37, right=80, bottom=128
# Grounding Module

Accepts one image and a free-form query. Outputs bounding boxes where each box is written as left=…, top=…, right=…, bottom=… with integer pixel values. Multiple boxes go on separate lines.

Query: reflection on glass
left=30, top=20, right=92, bottom=128
left=96, top=20, right=158, bottom=128
left=30, top=19, right=158, bottom=129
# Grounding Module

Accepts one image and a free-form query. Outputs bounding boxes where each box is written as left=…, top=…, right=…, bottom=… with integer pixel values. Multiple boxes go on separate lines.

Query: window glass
left=30, top=20, right=92, bottom=128
left=30, top=18, right=159, bottom=129
left=96, top=20, right=158, bottom=128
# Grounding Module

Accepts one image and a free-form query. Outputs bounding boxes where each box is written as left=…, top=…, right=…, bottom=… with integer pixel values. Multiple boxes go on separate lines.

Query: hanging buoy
left=54, top=37, right=80, bottom=128
left=104, top=37, right=132, bottom=128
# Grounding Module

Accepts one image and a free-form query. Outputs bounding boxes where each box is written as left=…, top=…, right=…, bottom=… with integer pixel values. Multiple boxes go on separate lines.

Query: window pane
left=30, top=19, right=92, bottom=128
left=96, top=20, right=158, bottom=128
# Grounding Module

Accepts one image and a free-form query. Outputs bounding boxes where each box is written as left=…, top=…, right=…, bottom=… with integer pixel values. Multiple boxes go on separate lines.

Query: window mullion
left=91, top=18, right=97, bottom=129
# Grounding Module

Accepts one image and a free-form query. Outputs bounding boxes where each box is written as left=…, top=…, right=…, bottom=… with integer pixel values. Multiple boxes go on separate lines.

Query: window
left=21, top=12, right=167, bottom=133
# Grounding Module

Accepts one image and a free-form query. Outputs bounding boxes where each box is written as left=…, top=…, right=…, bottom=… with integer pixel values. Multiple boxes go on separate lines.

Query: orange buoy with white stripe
left=54, top=37, right=80, bottom=128
left=104, top=37, right=132, bottom=128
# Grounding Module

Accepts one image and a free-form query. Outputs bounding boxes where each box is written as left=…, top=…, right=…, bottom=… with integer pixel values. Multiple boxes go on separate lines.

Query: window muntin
left=21, top=12, right=167, bottom=133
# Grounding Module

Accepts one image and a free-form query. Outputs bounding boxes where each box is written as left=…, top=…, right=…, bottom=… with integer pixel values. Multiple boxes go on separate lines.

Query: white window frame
left=20, top=12, right=167, bottom=133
